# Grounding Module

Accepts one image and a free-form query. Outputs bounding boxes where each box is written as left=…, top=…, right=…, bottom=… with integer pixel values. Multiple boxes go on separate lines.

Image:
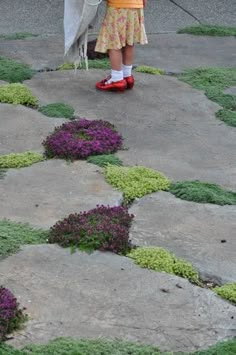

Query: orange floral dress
left=95, top=6, right=148, bottom=53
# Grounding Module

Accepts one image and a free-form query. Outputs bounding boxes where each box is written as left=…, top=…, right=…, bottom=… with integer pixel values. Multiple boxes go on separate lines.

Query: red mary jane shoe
left=96, top=78, right=127, bottom=92
left=124, top=75, right=135, bottom=89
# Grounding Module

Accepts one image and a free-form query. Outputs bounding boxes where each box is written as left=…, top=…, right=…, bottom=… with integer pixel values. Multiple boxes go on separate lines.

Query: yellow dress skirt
left=95, top=6, right=148, bottom=53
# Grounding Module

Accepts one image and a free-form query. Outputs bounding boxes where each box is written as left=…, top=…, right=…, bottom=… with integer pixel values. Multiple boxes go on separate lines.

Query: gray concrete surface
left=0, top=160, right=122, bottom=228
left=1, top=33, right=235, bottom=72
left=25, top=70, right=236, bottom=190
left=130, top=192, right=236, bottom=284
left=0, top=0, right=236, bottom=35
left=0, top=104, right=66, bottom=154
left=1, top=245, right=235, bottom=352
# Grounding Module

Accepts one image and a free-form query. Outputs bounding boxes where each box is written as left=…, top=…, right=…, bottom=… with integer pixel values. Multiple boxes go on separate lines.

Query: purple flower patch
left=0, top=286, right=27, bottom=341
left=49, top=205, right=134, bottom=255
left=43, top=119, right=123, bottom=159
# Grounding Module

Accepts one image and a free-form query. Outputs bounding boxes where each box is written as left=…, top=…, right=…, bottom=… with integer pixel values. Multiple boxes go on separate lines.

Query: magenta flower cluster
left=0, top=286, right=26, bottom=341
left=43, top=119, right=123, bottom=159
left=49, top=205, right=134, bottom=254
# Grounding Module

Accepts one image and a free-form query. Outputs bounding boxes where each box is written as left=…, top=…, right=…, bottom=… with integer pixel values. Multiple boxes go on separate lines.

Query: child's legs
left=108, top=49, right=122, bottom=71
left=122, top=45, right=134, bottom=66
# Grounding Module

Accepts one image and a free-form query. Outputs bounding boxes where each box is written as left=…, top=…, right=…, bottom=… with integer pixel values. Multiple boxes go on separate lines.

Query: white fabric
left=110, top=70, right=123, bottom=82
left=64, top=0, right=103, bottom=69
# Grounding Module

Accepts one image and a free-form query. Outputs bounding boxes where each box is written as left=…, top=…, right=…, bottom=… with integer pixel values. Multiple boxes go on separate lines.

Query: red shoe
left=124, top=75, right=135, bottom=89
left=96, top=78, right=127, bottom=92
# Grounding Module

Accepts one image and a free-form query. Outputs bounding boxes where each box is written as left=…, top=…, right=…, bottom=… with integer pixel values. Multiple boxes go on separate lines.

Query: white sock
left=109, top=70, right=123, bottom=83
left=122, top=64, right=132, bottom=78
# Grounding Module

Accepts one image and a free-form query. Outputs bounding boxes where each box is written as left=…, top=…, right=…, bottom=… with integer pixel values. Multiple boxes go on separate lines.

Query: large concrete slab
left=25, top=70, right=236, bottom=190
left=0, top=104, right=66, bottom=154
left=0, top=160, right=122, bottom=228
left=1, top=245, right=235, bottom=352
left=129, top=192, right=236, bottom=284
left=1, top=33, right=235, bottom=72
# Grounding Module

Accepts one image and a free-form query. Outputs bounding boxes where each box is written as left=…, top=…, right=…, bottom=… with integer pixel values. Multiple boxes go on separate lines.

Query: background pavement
left=0, top=0, right=236, bottom=35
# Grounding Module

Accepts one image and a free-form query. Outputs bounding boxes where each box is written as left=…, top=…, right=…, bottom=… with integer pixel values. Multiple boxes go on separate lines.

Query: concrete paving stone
left=224, top=87, right=236, bottom=95
left=25, top=70, right=236, bottom=190
left=129, top=192, right=236, bottom=284
left=1, top=33, right=235, bottom=72
left=0, top=245, right=235, bottom=352
left=176, top=0, right=236, bottom=27
left=0, top=103, right=66, bottom=155
left=0, top=160, right=122, bottom=228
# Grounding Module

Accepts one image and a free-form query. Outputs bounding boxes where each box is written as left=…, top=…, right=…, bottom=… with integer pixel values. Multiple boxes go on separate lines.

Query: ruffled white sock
left=122, top=64, right=133, bottom=78
left=108, top=70, right=123, bottom=83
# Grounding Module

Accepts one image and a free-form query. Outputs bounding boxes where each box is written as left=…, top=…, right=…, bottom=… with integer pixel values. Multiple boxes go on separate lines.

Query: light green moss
left=58, top=58, right=110, bottom=70
left=213, top=283, right=236, bottom=304
left=135, top=66, right=165, bottom=75
left=170, top=181, right=236, bottom=205
left=38, top=103, right=75, bottom=118
left=104, top=165, right=170, bottom=203
left=0, top=56, right=35, bottom=83
left=87, top=154, right=123, bottom=167
left=0, top=152, right=45, bottom=168
left=0, top=83, right=38, bottom=106
left=128, top=247, right=199, bottom=283
left=178, top=24, right=236, bottom=37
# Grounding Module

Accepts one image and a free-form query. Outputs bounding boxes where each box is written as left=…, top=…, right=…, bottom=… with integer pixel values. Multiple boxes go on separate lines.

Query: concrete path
left=0, top=9, right=236, bottom=353
left=1, top=245, right=235, bottom=352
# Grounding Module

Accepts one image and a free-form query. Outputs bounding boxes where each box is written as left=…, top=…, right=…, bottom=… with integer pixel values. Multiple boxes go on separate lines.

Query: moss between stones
left=0, top=56, right=35, bottom=83
left=58, top=58, right=110, bottom=70
left=0, top=83, right=38, bottom=106
left=0, top=152, right=45, bottom=168
left=135, top=65, right=165, bottom=75
left=177, top=24, right=236, bottom=37
left=170, top=181, right=236, bottom=205
left=213, top=283, right=236, bottom=304
left=0, top=32, right=38, bottom=40
left=178, top=67, right=236, bottom=127
left=87, top=154, right=123, bottom=167
left=216, top=109, right=236, bottom=127
left=0, top=220, right=49, bottom=260
left=104, top=165, right=170, bottom=203
left=38, top=103, right=75, bottom=119
left=128, top=247, right=199, bottom=283
left=1, top=338, right=236, bottom=354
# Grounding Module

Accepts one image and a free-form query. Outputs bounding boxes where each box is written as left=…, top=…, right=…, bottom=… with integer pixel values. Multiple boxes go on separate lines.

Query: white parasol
left=64, top=0, right=103, bottom=69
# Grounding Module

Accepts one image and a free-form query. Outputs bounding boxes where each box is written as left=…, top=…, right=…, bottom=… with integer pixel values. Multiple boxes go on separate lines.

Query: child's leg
left=122, top=45, right=135, bottom=89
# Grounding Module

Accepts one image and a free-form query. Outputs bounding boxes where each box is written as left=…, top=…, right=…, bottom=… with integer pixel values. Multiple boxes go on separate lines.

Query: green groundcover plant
left=0, top=286, right=27, bottom=342
left=179, top=67, right=236, bottom=127
left=0, top=152, right=44, bottom=169
left=58, top=58, right=110, bottom=70
left=0, top=57, right=35, bottom=83
left=0, top=32, right=38, bottom=40
left=0, top=220, right=49, bottom=259
left=128, top=247, right=199, bottom=283
left=178, top=24, right=236, bottom=37
left=135, top=65, right=165, bottom=75
left=87, top=154, right=123, bottom=167
left=105, top=165, right=170, bottom=203
left=0, top=83, right=38, bottom=106
left=38, top=103, right=75, bottom=119
left=0, top=338, right=236, bottom=355
left=49, top=205, right=134, bottom=255
left=170, top=181, right=236, bottom=205
left=213, top=283, right=236, bottom=304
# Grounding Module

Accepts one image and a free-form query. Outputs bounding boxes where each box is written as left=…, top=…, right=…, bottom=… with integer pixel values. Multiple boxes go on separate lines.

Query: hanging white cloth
left=64, top=0, right=103, bottom=70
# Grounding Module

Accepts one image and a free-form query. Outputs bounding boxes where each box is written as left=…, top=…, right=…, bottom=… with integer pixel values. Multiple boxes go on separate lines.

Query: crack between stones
left=168, top=0, right=202, bottom=24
